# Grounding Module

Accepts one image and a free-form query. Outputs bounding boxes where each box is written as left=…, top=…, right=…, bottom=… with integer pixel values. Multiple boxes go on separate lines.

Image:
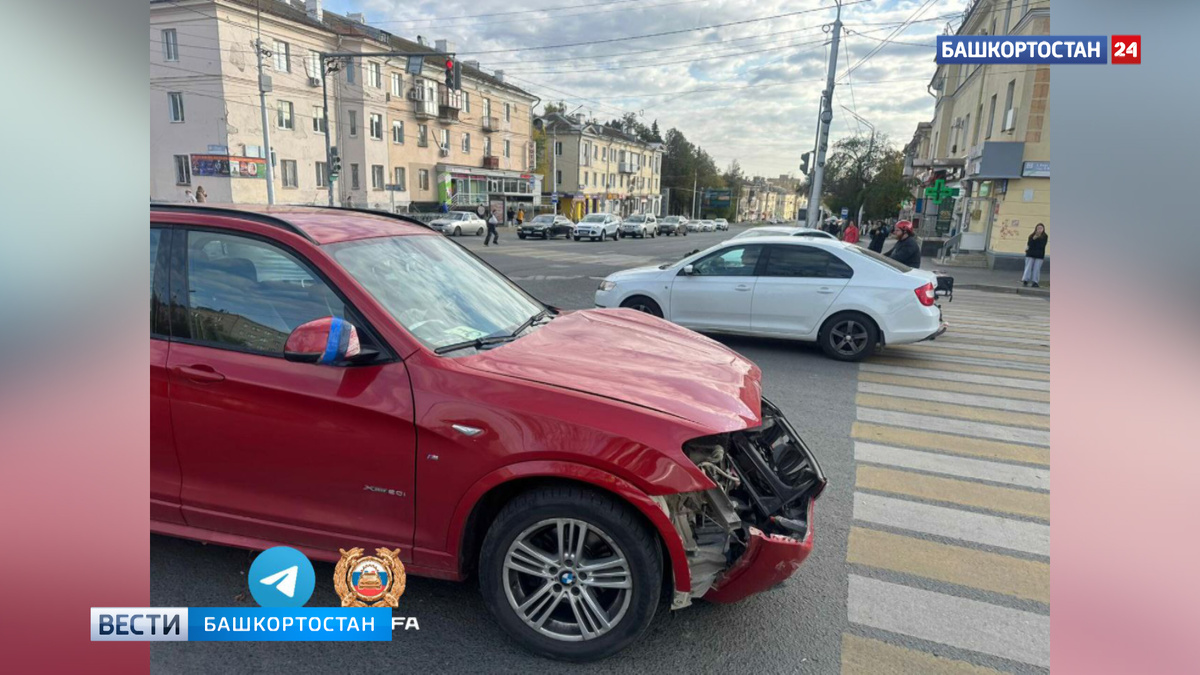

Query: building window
left=964, top=114, right=971, bottom=149
left=350, top=163, right=360, bottom=190
left=371, top=165, right=384, bottom=190
left=440, top=128, right=449, bottom=150
left=369, top=113, right=383, bottom=140
left=162, top=29, right=178, bottom=61
left=368, top=62, right=381, bottom=88
left=556, top=170, right=562, bottom=185
left=504, top=102, right=511, bottom=121
left=594, top=146, right=599, bottom=160
left=583, top=172, right=588, bottom=187
left=987, top=94, right=997, bottom=138
left=462, top=132, right=471, bottom=154
left=419, top=169, right=430, bottom=191
left=602, top=147, right=607, bottom=161
left=973, top=104, right=982, bottom=145
left=1003, top=79, right=1016, bottom=130
left=173, top=155, right=190, bottom=185
left=393, top=167, right=406, bottom=191
left=281, top=160, right=298, bottom=188
left=312, top=105, right=327, bottom=134
left=348, top=110, right=358, bottom=137
left=307, top=51, right=321, bottom=79
left=316, top=161, right=328, bottom=188
left=167, top=92, right=184, bottom=122
left=392, top=120, right=404, bottom=144
left=463, top=92, right=470, bottom=113
left=277, top=100, right=294, bottom=130
left=484, top=137, right=492, bottom=157
left=418, top=124, right=428, bottom=146
left=346, top=58, right=356, bottom=84
left=504, top=139, right=511, bottom=158
left=274, top=41, right=290, bottom=72
left=391, top=73, right=402, bottom=97
left=555, top=141, right=563, bottom=156
left=483, top=98, right=491, bottom=118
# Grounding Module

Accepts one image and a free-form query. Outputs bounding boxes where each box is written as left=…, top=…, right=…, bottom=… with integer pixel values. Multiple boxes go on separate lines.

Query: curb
left=956, top=283, right=1050, bottom=298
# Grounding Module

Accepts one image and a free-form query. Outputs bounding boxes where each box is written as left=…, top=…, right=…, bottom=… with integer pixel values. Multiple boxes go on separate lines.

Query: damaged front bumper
left=667, top=398, right=827, bottom=608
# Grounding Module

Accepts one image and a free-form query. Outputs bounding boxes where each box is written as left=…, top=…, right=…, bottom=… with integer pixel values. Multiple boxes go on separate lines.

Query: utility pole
left=255, top=0, right=276, bottom=204
left=807, top=0, right=842, bottom=227
left=321, top=59, right=335, bottom=206
left=552, top=127, right=558, bottom=215
left=691, top=172, right=698, bottom=218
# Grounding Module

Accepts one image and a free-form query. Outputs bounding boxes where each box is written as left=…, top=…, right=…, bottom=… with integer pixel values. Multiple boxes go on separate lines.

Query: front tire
left=519, top=234, right=527, bottom=240
left=454, top=226, right=462, bottom=236
left=479, top=486, right=662, bottom=662
left=819, top=311, right=879, bottom=361
left=619, top=296, right=663, bottom=318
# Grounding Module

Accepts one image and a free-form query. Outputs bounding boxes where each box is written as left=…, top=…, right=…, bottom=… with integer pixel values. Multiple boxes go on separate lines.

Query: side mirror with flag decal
left=284, top=316, right=374, bottom=365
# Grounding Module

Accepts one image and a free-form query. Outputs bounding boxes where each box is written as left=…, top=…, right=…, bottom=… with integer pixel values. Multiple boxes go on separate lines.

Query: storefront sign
left=1022, top=161, right=1050, bottom=177
left=191, top=154, right=266, bottom=179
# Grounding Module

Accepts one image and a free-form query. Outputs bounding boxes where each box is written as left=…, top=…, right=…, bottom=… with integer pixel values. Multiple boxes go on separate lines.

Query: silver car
left=620, top=214, right=657, bottom=238
left=574, top=213, right=622, bottom=241
left=429, top=211, right=487, bottom=236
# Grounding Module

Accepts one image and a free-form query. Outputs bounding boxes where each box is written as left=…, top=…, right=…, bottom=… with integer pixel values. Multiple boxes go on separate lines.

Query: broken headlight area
left=668, top=398, right=827, bottom=606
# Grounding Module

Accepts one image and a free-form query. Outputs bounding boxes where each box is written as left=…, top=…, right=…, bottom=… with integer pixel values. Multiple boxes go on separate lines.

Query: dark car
left=519, top=214, right=574, bottom=239
left=658, top=216, right=689, bottom=236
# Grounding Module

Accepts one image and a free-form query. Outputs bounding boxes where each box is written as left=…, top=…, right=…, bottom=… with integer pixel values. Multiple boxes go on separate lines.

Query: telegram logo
left=248, top=546, right=316, bottom=608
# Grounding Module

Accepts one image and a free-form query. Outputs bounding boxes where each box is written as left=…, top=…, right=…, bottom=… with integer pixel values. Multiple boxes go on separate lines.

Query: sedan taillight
left=915, top=282, right=936, bottom=306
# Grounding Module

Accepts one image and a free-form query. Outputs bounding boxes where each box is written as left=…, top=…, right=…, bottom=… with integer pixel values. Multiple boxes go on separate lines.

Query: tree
left=542, top=101, right=568, bottom=114
left=820, top=133, right=913, bottom=221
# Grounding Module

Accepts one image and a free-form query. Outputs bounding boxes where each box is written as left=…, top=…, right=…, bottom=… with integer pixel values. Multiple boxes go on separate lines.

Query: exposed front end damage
left=665, top=398, right=827, bottom=608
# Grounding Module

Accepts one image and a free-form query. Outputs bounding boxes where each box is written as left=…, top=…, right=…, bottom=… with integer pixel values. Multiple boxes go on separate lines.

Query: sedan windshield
left=531, top=216, right=554, bottom=224
left=326, top=235, right=544, bottom=351
left=581, top=214, right=607, bottom=222
left=626, top=216, right=645, bottom=222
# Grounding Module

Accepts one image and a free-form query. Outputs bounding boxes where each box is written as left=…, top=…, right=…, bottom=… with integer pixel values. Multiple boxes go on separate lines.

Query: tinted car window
left=185, top=231, right=345, bottom=354
left=151, top=228, right=170, bottom=336
left=763, top=245, right=854, bottom=278
left=846, top=245, right=912, bottom=273
left=692, top=245, right=763, bottom=277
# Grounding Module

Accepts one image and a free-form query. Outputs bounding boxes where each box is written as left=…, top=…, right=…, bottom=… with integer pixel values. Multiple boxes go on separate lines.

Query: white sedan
left=733, top=226, right=837, bottom=240
left=429, top=211, right=487, bottom=236
left=594, top=237, right=946, bottom=361
left=574, top=213, right=621, bottom=241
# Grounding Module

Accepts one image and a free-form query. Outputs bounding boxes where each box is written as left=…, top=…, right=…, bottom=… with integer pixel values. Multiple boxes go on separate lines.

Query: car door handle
left=735, top=284, right=752, bottom=291
left=173, top=364, right=225, bottom=384
left=817, top=287, right=835, bottom=294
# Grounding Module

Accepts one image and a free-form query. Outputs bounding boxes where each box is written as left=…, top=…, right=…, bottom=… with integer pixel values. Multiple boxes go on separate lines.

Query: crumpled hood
left=459, top=309, right=762, bottom=432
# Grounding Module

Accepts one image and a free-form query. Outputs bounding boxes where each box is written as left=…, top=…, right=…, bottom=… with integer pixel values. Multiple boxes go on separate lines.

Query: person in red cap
left=886, top=220, right=921, bottom=268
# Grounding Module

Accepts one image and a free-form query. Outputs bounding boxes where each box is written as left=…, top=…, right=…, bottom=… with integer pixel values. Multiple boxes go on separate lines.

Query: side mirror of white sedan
left=682, top=264, right=695, bottom=276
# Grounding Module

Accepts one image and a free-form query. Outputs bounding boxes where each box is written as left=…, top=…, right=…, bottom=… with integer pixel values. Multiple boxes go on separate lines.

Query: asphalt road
left=151, top=224, right=1049, bottom=673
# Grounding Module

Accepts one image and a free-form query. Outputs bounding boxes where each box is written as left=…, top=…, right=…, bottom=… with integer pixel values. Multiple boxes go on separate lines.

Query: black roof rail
left=149, top=203, right=317, bottom=243
left=289, top=204, right=434, bottom=231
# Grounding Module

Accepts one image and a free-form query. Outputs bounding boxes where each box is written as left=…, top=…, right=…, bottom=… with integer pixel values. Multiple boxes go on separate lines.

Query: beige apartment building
left=536, top=113, right=664, bottom=220
left=150, top=0, right=540, bottom=213
left=903, top=0, right=1051, bottom=269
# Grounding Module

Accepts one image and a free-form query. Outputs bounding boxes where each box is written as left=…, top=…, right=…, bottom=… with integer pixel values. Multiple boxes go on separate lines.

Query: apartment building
left=536, top=113, right=664, bottom=220
left=903, top=0, right=1051, bottom=268
left=150, top=0, right=540, bottom=213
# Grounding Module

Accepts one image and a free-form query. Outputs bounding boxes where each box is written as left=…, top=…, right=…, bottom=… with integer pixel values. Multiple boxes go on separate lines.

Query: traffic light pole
left=321, top=66, right=334, bottom=206
left=254, top=3, right=275, bottom=205
left=807, top=1, right=842, bottom=227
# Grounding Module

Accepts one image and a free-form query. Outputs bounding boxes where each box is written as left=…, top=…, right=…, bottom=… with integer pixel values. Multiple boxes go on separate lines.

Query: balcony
left=618, top=161, right=636, bottom=174
left=410, top=88, right=437, bottom=119
left=481, top=116, right=498, bottom=133
left=483, top=155, right=500, bottom=170
left=438, top=87, right=462, bottom=124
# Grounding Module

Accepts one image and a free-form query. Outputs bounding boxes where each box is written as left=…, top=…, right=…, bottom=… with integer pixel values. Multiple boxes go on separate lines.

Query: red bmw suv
left=150, top=204, right=826, bottom=660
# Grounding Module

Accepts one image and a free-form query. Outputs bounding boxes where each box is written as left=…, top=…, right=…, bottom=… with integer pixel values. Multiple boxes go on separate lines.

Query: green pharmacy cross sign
left=924, top=179, right=960, bottom=202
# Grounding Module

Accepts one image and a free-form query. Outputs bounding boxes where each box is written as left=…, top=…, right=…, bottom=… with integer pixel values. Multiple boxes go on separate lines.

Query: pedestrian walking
left=184, top=189, right=196, bottom=203
left=867, top=220, right=890, bottom=253
left=517, top=207, right=525, bottom=225
left=1022, top=223, right=1048, bottom=287
left=886, top=220, right=921, bottom=268
left=485, top=210, right=500, bottom=246
left=507, top=206, right=515, bottom=226
left=842, top=220, right=860, bottom=244
left=195, top=185, right=207, bottom=203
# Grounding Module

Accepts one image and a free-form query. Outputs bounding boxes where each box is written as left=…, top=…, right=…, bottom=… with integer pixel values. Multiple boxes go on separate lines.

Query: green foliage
left=820, top=133, right=914, bottom=221
left=542, top=101, right=568, bottom=114
left=662, top=128, right=723, bottom=217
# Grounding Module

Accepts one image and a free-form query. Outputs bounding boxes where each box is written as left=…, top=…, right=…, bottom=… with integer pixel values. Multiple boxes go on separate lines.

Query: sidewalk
left=932, top=264, right=1050, bottom=298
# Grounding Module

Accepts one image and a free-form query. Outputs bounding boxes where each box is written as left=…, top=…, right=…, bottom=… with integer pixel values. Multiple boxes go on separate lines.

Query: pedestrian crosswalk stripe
left=854, top=493, right=1050, bottom=556
left=942, top=321, right=1050, bottom=337
left=847, top=528, right=1051, bottom=603
left=903, top=340, right=1051, bottom=358
left=856, top=465, right=1050, bottom=520
left=847, top=575, right=1050, bottom=668
left=947, top=313, right=1050, bottom=327
left=841, top=633, right=1009, bottom=675
left=878, top=351, right=1051, bottom=374
left=892, top=345, right=1050, bottom=365
left=857, top=381, right=1051, bottom=414
left=852, top=423, right=1050, bottom=465
left=855, top=442, right=1050, bottom=491
left=936, top=332, right=1050, bottom=348
left=858, top=371, right=1051, bottom=402
left=856, top=393, right=1050, bottom=430
left=858, top=408, right=1051, bottom=447
left=862, top=363, right=1050, bottom=389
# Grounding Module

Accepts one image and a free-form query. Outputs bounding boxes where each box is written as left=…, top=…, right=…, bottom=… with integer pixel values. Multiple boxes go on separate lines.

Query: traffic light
left=329, top=146, right=341, bottom=181
left=453, top=60, right=462, bottom=90
left=800, top=151, right=812, bottom=175
left=444, top=58, right=455, bottom=89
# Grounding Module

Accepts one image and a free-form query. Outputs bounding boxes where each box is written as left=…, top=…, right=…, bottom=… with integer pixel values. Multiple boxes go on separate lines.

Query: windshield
left=626, top=216, right=645, bottom=222
left=581, top=214, right=607, bottom=222
left=663, top=217, right=680, bottom=223
left=737, top=228, right=787, bottom=238
left=531, top=215, right=554, bottom=224
left=326, top=235, right=544, bottom=351
left=847, top=245, right=912, bottom=273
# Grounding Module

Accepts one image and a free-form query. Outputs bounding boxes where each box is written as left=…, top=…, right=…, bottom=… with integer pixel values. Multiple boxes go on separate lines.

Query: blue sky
left=324, top=0, right=969, bottom=177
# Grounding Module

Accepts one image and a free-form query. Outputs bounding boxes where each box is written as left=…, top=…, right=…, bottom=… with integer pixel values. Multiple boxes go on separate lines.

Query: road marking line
left=847, top=528, right=1050, bottom=604
left=877, top=352, right=1051, bottom=374
left=847, top=575, right=1050, bottom=667
left=854, top=493, right=1050, bottom=556
left=899, top=341, right=1051, bottom=357
left=861, top=363, right=1050, bottom=389
left=853, top=423, right=1049, bottom=465
left=937, top=333, right=1050, bottom=348
left=858, top=408, right=1051, bottom=446
left=858, top=381, right=1050, bottom=414
left=942, top=321, right=1050, bottom=337
left=855, top=442, right=1050, bottom=490
left=945, top=314, right=1050, bottom=327
left=856, top=465, right=1050, bottom=520
left=841, top=633, right=1008, bottom=675
left=891, top=346, right=1049, bottom=365
left=856, top=393, right=1050, bottom=430
left=858, top=372, right=1050, bottom=402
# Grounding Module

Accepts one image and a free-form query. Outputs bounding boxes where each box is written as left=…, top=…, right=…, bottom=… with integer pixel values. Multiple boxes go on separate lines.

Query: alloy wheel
left=502, top=518, right=633, bottom=642
left=830, top=319, right=870, bottom=356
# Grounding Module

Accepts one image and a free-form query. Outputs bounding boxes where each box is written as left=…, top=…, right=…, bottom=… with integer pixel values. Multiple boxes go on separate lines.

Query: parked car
left=620, top=214, right=657, bottom=238
left=698, top=220, right=716, bottom=232
left=658, top=216, right=689, bottom=236
left=519, top=214, right=574, bottom=239
left=595, top=236, right=946, bottom=361
left=733, top=226, right=838, bottom=241
left=574, top=213, right=621, bottom=241
left=714, top=218, right=730, bottom=231
left=149, top=204, right=826, bottom=661
left=430, top=211, right=486, bottom=237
